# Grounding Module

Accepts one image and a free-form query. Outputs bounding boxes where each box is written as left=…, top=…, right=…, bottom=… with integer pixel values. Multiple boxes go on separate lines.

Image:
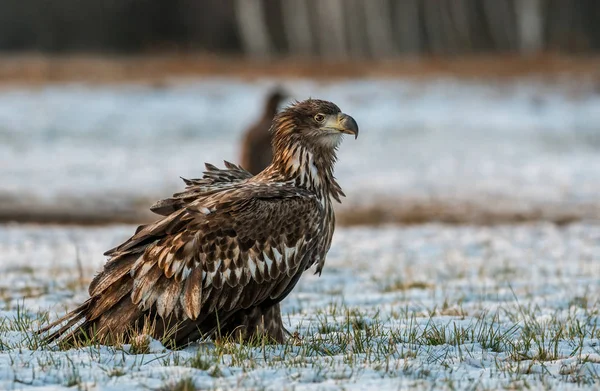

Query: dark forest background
left=0, top=0, right=598, bottom=57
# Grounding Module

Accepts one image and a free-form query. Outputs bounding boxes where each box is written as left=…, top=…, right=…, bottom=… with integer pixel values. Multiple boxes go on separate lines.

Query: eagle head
left=271, top=99, right=359, bottom=153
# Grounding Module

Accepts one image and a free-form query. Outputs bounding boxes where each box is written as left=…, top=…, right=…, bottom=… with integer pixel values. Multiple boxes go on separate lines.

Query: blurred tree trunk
left=437, top=0, right=462, bottom=54
left=364, top=0, right=397, bottom=57
left=263, top=0, right=287, bottom=54
left=544, top=0, right=576, bottom=51
left=181, top=0, right=240, bottom=53
left=234, top=0, right=272, bottom=57
left=582, top=0, right=600, bottom=50
left=515, top=0, right=543, bottom=54
left=344, top=0, right=369, bottom=58
left=393, top=0, right=422, bottom=53
left=423, top=0, right=447, bottom=54
left=314, top=0, right=348, bottom=59
left=447, top=0, right=473, bottom=52
left=281, top=0, right=314, bottom=56
left=467, top=0, right=494, bottom=51
left=482, top=0, right=518, bottom=51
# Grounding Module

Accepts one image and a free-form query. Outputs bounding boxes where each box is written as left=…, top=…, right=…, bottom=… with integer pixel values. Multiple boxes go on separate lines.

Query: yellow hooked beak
left=322, top=113, right=359, bottom=139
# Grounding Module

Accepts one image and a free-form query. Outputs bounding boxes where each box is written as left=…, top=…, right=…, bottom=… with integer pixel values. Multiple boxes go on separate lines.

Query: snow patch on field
left=0, top=223, right=599, bottom=390
left=1, top=78, right=600, bottom=221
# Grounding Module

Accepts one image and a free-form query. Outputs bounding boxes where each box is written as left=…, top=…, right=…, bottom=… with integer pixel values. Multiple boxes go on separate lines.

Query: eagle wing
left=90, top=182, right=322, bottom=327
left=149, top=161, right=253, bottom=216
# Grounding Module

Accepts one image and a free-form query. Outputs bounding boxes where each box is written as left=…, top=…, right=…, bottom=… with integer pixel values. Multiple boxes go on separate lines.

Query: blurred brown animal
left=240, top=89, right=287, bottom=174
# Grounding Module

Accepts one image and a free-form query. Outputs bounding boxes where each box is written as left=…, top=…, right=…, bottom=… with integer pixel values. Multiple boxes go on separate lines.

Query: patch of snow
left=1, top=78, right=600, bottom=219
left=0, top=223, right=598, bottom=389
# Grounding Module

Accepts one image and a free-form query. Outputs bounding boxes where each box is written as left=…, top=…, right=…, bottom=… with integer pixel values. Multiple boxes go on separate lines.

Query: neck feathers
left=264, top=141, right=344, bottom=203
left=259, top=108, right=345, bottom=202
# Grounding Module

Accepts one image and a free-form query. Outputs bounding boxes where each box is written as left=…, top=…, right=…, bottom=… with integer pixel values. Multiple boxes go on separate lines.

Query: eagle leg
left=219, top=304, right=285, bottom=344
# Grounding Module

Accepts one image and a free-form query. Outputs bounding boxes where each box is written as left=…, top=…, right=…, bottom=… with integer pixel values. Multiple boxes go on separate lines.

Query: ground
left=0, top=222, right=599, bottom=390
left=1, top=74, right=599, bottom=390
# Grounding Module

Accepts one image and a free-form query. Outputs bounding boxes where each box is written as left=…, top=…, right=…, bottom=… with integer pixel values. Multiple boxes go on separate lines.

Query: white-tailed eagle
left=40, top=99, right=359, bottom=346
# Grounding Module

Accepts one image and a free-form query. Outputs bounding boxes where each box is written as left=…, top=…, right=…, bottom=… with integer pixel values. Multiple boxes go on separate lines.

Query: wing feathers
left=182, top=268, right=203, bottom=320
left=240, top=282, right=262, bottom=309
left=224, top=285, right=244, bottom=311
left=94, top=179, right=322, bottom=333
left=131, top=263, right=163, bottom=307
left=156, top=280, right=182, bottom=318
left=150, top=162, right=252, bottom=216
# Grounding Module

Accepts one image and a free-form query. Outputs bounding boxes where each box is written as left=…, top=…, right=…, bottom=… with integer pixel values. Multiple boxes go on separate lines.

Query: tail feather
left=39, top=268, right=138, bottom=346
left=87, top=277, right=134, bottom=320
left=38, top=300, right=92, bottom=344
left=39, top=293, right=144, bottom=346
left=88, top=254, right=137, bottom=296
left=92, top=294, right=144, bottom=341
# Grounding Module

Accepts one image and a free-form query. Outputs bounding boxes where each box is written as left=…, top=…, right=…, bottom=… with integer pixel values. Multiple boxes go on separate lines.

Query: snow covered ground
left=1, top=76, right=599, bottom=388
left=0, top=222, right=599, bottom=390
left=1, top=77, right=600, bottom=223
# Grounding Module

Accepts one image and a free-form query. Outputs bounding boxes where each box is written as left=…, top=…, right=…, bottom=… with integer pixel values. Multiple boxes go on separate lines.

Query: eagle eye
left=314, top=113, right=325, bottom=123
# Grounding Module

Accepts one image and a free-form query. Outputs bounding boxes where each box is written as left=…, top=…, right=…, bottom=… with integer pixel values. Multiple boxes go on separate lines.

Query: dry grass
left=336, top=198, right=600, bottom=226
left=0, top=53, right=599, bottom=86
left=1, top=196, right=598, bottom=227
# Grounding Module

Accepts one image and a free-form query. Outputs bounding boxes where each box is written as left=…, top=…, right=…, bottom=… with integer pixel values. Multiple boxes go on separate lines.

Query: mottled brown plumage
left=240, top=89, right=286, bottom=174
left=39, top=99, right=359, bottom=347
